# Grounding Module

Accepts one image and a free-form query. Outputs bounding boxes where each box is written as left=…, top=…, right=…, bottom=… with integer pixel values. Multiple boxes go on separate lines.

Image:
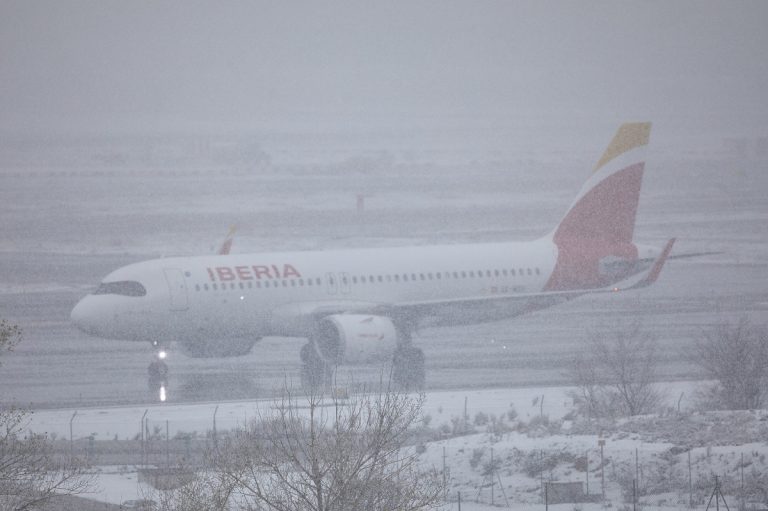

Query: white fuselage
left=71, top=238, right=558, bottom=344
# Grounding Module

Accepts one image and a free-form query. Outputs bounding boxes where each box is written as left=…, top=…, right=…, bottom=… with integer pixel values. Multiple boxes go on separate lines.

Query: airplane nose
left=71, top=298, right=97, bottom=335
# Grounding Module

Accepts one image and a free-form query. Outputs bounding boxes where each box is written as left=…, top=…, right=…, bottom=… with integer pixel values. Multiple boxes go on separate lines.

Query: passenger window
left=352, top=276, right=357, bottom=284
left=436, top=273, right=442, bottom=279
left=264, top=281, right=270, bottom=288
left=519, top=268, right=524, bottom=276
left=403, top=274, right=408, bottom=282
left=291, top=280, right=296, bottom=287
left=255, top=281, right=260, bottom=288
left=420, top=274, right=425, bottom=280
left=510, top=269, right=516, bottom=276
left=239, top=283, right=244, bottom=289
left=428, top=273, right=433, bottom=280
left=378, top=276, right=383, bottom=283
left=535, top=268, right=541, bottom=275
left=486, top=270, right=491, bottom=277
left=342, top=276, right=348, bottom=284
left=411, top=273, right=417, bottom=281
left=461, top=271, right=467, bottom=278
left=494, top=270, right=500, bottom=277
left=527, top=268, right=532, bottom=276
left=195, top=284, right=200, bottom=291
left=502, top=269, right=508, bottom=276
left=212, top=283, right=218, bottom=290
left=469, top=271, right=474, bottom=278
left=394, top=275, right=400, bottom=282
left=453, top=272, right=458, bottom=278
left=316, top=278, right=321, bottom=286
left=203, top=284, right=209, bottom=291
left=386, top=275, right=392, bottom=282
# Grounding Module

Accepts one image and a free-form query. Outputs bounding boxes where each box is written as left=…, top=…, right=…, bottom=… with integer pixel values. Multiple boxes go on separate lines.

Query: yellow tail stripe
left=594, top=122, right=651, bottom=171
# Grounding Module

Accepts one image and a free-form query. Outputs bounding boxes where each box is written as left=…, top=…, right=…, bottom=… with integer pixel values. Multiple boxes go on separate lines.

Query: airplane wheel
left=300, top=343, right=332, bottom=390
left=392, top=345, right=425, bottom=391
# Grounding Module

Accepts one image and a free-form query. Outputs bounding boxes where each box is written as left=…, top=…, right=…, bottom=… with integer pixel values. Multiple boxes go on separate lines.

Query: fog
left=2, top=1, right=767, bottom=141
left=1, top=2, right=768, bottom=507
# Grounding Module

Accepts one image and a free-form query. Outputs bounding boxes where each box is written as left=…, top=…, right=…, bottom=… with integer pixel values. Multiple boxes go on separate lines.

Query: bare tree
left=214, top=378, right=443, bottom=511
left=0, top=407, right=94, bottom=511
left=141, top=465, right=235, bottom=511
left=569, top=322, right=663, bottom=418
left=692, top=317, right=768, bottom=410
left=0, top=320, right=94, bottom=511
left=0, top=319, right=22, bottom=359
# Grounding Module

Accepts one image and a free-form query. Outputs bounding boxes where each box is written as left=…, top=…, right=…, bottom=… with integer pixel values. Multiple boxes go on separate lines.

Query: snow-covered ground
left=24, top=379, right=768, bottom=509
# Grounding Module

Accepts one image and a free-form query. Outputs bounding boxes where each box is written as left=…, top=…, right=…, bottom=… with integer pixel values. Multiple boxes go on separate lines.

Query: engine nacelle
left=313, top=314, right=398, bottom=365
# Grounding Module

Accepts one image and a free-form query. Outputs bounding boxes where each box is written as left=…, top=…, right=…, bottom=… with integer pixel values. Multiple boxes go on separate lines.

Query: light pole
left=598, top=436, right=606, bottom=500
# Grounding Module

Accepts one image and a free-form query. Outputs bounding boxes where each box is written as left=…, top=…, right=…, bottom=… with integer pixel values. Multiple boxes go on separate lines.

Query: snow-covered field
left=21, top=380, right=767, bottom=509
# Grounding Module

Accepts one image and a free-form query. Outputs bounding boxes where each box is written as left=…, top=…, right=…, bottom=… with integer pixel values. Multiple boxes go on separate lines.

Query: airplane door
left=325, top=273, right=338, bottom=295
left=163, top=268, right=189, bottom=311
left=339, top=272, right=351, bottom=294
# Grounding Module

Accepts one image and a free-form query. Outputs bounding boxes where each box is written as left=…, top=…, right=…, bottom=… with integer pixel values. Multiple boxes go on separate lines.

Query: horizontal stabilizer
left=626, top=238, right=675, bottom=290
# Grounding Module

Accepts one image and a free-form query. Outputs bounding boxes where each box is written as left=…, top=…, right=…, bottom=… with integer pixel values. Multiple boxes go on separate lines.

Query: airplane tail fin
left=553, top=122, right=651, bottom=244
left=545, top=123, right=652, bottom=291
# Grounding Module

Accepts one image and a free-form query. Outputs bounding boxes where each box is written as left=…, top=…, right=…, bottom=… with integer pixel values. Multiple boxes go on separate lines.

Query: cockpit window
left=93, top=281, right=147, bottom=297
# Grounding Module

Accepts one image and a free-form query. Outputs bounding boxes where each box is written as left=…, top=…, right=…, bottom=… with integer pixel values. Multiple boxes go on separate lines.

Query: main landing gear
left=148, top=341, right=169, bottom=401
left=299, top=329, right=426, bottom=391
left=300, top=341, right=333, bottom=390
left=392, top=329, right=425, bottom=391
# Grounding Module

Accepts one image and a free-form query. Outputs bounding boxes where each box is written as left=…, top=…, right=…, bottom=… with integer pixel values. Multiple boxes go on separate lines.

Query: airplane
left=71, top=122, right=675, bottom=391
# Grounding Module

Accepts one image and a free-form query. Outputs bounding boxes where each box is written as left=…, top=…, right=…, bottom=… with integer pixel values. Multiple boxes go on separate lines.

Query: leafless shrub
left=692, top=317, right=768, bottom=410
left=141, top=464, right=234, bottom=511
left=569, top=322, right=663, bottom=418
left=0, top=319, right=22, bottom=360
left=213, top=378, right=443, bottom=511
left=0, top=320, right=94, bottom=510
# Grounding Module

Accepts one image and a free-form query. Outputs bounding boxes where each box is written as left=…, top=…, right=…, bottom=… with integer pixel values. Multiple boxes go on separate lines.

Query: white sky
left=1, top=1, right=767, bottom=134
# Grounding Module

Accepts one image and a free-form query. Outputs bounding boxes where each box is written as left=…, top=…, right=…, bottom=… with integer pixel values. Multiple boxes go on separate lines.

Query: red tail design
left=545, top=123, right=651, bottom=291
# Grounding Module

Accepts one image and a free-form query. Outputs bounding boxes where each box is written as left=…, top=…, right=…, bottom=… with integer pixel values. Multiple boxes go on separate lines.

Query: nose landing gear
left=148, top=343, right=169, bottom=401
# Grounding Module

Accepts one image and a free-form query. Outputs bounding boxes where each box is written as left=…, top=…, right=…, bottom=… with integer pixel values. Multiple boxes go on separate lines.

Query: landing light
left=158, top=350, right=167, bottom=360
left=159, top=385, right=167, bottom=402
left=240, top=295, right=244, bottom=300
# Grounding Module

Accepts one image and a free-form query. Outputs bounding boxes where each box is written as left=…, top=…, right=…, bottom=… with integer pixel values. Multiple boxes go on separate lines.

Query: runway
left=1, top=140, right=766, bottom=409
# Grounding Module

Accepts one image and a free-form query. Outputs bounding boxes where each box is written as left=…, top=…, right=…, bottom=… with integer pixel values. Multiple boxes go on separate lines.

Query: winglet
left=217, top=225, right=237, bottom=255
left=629, top=238, right=675, bottom=289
